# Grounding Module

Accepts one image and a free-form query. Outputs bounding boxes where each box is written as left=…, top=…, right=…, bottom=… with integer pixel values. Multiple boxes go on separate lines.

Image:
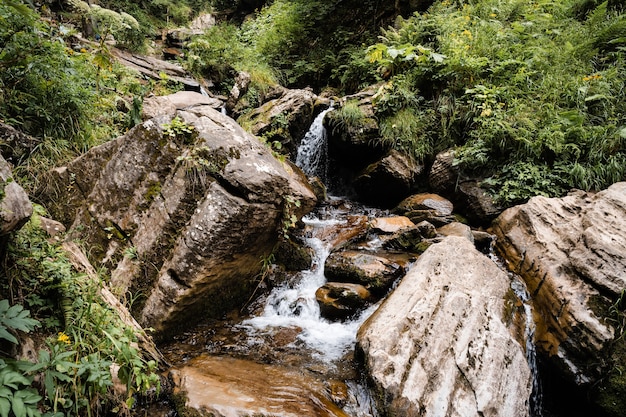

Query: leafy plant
left=1, top=207, right=161, bottom=417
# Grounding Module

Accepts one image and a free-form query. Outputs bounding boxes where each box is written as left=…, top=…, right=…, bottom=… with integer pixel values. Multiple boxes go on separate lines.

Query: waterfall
left=490, top=250, right=543, bottom=416
left=295, top=106, right=333, bottom=181
left=511, top=277, right=543, bottom=417
left=241, top=214, right=377, bottom=362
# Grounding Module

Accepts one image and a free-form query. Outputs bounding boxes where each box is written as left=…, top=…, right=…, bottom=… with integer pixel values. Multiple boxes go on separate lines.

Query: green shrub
left=363, top=0, right=626, bottom=205
left=1, top=207, right=160, bottom=417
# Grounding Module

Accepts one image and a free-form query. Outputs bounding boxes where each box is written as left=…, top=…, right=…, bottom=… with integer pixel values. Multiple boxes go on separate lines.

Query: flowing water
left=295, top=106, right=333, bottom=181
left=160, top=106, right=544, bottom=417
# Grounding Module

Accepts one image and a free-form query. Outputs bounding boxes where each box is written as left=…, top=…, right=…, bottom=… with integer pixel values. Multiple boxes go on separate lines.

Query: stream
left=158, top=106, right=543, bottom=417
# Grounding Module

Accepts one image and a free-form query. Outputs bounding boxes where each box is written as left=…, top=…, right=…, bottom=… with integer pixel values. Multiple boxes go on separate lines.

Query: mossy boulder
left=38, top=103, right=317, bottom=340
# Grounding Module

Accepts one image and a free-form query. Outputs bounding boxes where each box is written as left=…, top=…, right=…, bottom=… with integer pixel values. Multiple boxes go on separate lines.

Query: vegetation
left=0, top=207, right=160, bottom=417
left=364, top=0, right=626, bottom=204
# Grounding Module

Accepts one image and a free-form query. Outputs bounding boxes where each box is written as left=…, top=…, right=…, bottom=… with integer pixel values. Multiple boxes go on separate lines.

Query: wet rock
left=274, top=237, right=312, bottom=271
left=0, top=155, right=32, bottom=235
left=316, top=282, right=373, bottom=321
left=357, top=236, right=532, bottom=417
left=472, top=230, right=495, bottom=253
left=38, top=106, right=316, bottom=340
left=237, top=88, right=320, bottom=159
left=328, top=380, right=349, bottom=407
left=492, top=183, right=626, bottom=413
left=173, top=355, right=350, bottom=417
left=353, top=150, right=423, bottom=207
left=382, top=222, right=438, bottom=253
left=141, top=91, right=223, bottom=120
left=306, top=214, right=369, bottom=251
left=369, top=216, right=415, bottom=234
left=437, top=221, right=474, bottom=243
left=325, top=250, right=404, bottom=295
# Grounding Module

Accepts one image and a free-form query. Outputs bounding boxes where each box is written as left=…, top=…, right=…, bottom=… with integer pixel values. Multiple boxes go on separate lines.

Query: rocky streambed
left=2, top=85, right=625, bottom=417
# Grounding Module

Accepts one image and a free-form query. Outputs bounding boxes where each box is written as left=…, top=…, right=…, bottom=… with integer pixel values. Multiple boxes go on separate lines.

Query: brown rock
left=492, top=184, right=626, bottom=390
left=325, top=250, right=404, bottom=294
left=369, top=216, right=415, bottom=234
left=316, top=282, right=373, bottom=320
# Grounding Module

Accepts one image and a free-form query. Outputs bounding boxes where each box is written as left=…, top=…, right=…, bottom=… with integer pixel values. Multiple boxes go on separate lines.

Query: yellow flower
left=58, top=332, right=71, bottom=345
left=462, top=29, right=473, bottom=40
left=490, top=13, right=497, bottom=17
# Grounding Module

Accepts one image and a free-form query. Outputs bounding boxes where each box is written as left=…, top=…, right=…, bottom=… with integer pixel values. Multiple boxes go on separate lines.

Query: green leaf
left=0, top=397, right=10, bottom=417
left=12, top=395, right=25, bottom=417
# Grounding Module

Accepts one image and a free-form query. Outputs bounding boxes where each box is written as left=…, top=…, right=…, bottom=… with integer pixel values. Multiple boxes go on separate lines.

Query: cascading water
left=295, top=106, right=333, bottom=182
left=242, top=215, right=378, bottom=362
left=490, top=250, right=543, bottom=417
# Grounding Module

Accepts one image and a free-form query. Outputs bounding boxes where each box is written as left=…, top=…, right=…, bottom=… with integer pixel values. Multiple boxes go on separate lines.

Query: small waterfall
left=295, top=106, right=333, bottom=182
left=511, top=277, right=543, bottom=417
left=490, top=250, right=543, bottom=416
left=241, top=214, right=377, bottom=362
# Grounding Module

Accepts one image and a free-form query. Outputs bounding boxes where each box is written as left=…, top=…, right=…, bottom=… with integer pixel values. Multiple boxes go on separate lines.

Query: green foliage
left=0, top=301, right=39, bottom=345
left=363, top=0, right=626, bottom=205
left=1, top=207, right=160, bottom=417
left=329, top=100, right=365, bottom=134
left=162, top=116, right=195, bottom=141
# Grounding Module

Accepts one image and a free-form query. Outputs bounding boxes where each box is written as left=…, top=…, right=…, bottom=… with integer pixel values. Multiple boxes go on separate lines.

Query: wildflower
left=480, top=108, right=493, bottom=117
left=58, top=332, right=71, bottom=345
left=462, top=29, right=473, bottom=40
left=80, top=48, right=87, bottom=53
left=490, top=13, right=497, bottom=17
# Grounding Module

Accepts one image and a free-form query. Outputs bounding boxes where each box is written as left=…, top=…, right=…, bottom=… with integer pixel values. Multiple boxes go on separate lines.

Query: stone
left=369, top=216, right=415, bottom=234
left=141, top=91, right=223, bottom=120
left=0, top=155, right=32, bottom=235
left=382, top=222, right=438, bottom=253
left=437, top=221, right=474, bottom=243
left=237, top=88, right=320, bottom=159
left=316, top=282, right=373, bottom=321
left=427, top=150, right=502, bottom=225
left=353, top=150, right=423, bottom=207
left=492, top=183, right=626, bottom=407
left=225, top=71, right=251, bottom=113
left=395, top=192, right=454, bottom=216
left=0, top=123, right=40, bottom=166
left=38, top=106, right=317, bottom=340
left=325, top=87, right=387, bottom=169
left=324, top=250, right=404, bottom=295
left=357, top=236, right=532, bottom=417
left=173, top=355, right=349, bottom=417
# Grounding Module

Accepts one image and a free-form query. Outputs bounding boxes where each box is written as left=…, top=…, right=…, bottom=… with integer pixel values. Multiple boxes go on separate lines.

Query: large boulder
left=357, top=236, right=532, bottom=417
left=492, top=183, right=626, bottom=415
left=237, top=88, right=322, bottom=159
left=0, top=155, right=32, bottom=236
left=325, top=89, right=386, bottom=170
left=38, top=105, right=316, bottom=340
left=352, top=150, right=423, bottom=207
left=428, top=150, right=501, bottom=225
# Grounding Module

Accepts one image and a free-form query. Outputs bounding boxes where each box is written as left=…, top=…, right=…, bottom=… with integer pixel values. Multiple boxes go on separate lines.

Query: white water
left=295, top=106, right=333, bottom=181
left=242, top=215, right=378, bottom=362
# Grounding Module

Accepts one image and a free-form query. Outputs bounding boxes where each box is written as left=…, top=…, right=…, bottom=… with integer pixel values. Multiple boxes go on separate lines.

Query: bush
left=361, top=0, right=626, bottom=205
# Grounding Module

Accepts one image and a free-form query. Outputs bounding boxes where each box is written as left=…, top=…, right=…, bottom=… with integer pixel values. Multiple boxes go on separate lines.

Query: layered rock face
left=38, top=96, right=316, bottom=340
left=492, top=183, right=626, bottom=411
left=357, top=236, right=532, bottom=417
